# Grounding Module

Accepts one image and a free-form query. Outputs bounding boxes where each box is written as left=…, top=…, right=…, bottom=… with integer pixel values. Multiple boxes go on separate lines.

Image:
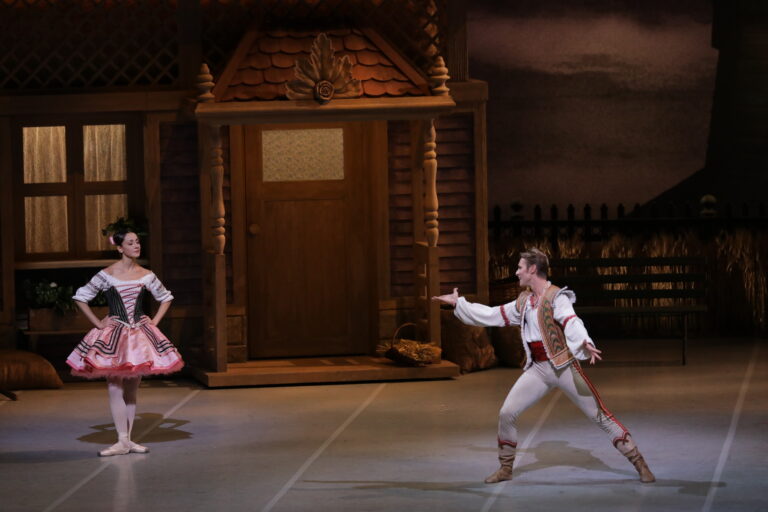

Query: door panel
left=245, top=123, right=371, bottom=358
left=263, top=199, right=349, bottom=351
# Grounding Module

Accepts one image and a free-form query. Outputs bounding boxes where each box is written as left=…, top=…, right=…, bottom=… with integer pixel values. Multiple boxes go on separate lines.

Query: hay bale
left=440, top=309, right=497, bottom=373
left=384, top=339, right=441, bottom=367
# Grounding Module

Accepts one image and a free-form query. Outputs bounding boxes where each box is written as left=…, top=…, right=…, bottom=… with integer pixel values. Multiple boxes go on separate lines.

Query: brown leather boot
left=484, top=445, right=515, bottom=484
left=626, top=447, right=655, bottom=483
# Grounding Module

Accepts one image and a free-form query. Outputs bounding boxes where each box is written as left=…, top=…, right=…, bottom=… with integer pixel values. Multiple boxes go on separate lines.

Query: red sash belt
left=528, top=341, right=549, bottom=362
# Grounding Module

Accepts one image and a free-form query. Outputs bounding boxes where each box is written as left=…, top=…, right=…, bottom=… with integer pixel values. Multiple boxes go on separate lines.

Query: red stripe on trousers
left=572, top=361, right=629, bottom=443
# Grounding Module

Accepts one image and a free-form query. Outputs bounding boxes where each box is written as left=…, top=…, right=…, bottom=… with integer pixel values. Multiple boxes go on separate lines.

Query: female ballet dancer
left=66, top=230, right=184, bottom=456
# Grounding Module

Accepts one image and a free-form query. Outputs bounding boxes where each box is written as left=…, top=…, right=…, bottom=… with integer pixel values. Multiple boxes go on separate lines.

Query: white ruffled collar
left=99, top=269, right=155, bottom=284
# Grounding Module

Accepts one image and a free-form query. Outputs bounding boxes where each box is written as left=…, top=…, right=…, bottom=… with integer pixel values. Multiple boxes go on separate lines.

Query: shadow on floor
left=520, top=478, right=725, bottom=496
left=514, top=440, right=633, bottom=477
left=304, top=440, right=723, bottom=498
left=301, top=479, right=494, bottom=498
left=516, top=441, right=725, bottom=495
left=77, top=412, right=192, bottom=445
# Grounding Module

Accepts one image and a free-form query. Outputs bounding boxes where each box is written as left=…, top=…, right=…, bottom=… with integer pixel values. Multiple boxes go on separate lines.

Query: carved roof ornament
left=429, top=56, right=450, bottom=96
left=197, top=63, right=215, bottom=103
left=285, top=33, right=362, bottom=104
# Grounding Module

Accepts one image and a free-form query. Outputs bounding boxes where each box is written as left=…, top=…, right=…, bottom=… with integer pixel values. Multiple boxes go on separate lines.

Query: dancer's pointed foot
left=484, top=443, right=515, bottom=483
left=128, top=441, right=150, bottom=454
left=626, top=447, right=656, bottom=483
left=484, top=465, right=513, bottom=484
left=98, top=441, right=130, bottom=457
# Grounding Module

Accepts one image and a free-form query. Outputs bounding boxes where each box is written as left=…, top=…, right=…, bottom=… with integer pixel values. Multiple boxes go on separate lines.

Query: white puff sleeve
left=553, top=291, right=595, bottom=360
left=454, top=297, right=521, bottom=327
left=72, top=272, right=108, bottom=303
left=146, top=274, right=174, bottom=303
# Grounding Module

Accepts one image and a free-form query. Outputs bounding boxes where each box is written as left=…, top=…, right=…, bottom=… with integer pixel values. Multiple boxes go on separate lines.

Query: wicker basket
left=384, top=322, right=441, bottom=367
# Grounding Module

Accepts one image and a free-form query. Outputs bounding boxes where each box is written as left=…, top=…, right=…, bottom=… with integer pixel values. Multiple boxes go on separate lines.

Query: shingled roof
left=212, top=27, right=430, bottom=102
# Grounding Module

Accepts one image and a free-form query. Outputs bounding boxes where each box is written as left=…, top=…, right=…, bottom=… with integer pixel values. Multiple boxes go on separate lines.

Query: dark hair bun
left=112, top=230, right=136, bottom=246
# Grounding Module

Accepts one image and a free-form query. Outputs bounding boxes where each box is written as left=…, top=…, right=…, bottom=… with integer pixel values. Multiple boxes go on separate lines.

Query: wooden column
left=414, top=55, right=451, bottom=347
left=197, top=64, right=227, bottom=372
left=144, top=112, right=174, bottom=274
left=415, top=119, right=441, bottom=346
left=206, top=123, right=228, bottom=372
left=0, top=117, right=14, bottom=327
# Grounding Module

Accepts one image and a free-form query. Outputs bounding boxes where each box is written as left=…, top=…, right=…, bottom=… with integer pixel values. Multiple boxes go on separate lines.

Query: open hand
left=432, top=287, right=459, bottom=307
left=583, top=341, right=602, bottom=365
left=97, top=315, right=119, bottom=330
left=138, top=315, right=154, bottom=327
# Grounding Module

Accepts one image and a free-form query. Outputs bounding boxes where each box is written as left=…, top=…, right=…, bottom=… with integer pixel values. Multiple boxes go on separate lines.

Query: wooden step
left=192, top=356, right=460, bottom=388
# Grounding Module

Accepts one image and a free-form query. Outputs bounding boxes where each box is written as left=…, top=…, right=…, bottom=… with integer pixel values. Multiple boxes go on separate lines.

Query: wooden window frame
left=12, top=113, right=144, bottom=263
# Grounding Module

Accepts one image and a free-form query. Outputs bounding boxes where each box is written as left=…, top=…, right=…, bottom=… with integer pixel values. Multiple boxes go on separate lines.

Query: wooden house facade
left=0, top=1, right=488, bottom=386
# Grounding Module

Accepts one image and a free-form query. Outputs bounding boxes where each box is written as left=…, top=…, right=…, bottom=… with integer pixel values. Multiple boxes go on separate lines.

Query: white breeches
left=497, top=361, right=635, bottom=455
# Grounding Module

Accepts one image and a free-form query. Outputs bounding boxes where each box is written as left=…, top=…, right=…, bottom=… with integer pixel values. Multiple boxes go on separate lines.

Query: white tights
left=106, top=376, right=142, bottom=448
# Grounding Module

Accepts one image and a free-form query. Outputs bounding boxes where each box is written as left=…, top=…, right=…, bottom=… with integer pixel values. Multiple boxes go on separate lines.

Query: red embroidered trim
left=499, top=305, right=510, bottom=327
left=561, top=314, right=577, bottom=329
left=573, top=361, right=629, bottom=436
left=612, top=431, right=631, bottom=448
left=498, top=437, right=517, bottom=448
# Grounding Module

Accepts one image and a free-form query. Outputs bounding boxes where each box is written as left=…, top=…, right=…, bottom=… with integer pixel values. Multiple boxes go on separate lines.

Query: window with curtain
left=16, top=118, right=141, bottom=261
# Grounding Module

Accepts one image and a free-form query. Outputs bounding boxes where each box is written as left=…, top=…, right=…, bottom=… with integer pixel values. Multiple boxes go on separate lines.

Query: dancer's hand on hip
left=97, top=316, right=119, bottom=330
left=582, top=341, right=602, bottom=364
left=432, top=287, right=459, bottom=307
left=138, top=315, right=154, bottom=327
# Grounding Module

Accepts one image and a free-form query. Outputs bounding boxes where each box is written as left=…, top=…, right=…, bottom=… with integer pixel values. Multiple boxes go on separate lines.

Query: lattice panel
left=201, top=0, right=448, bottom=79
left=201, top=1, right=256, bottom=78
left=0, top=0, right=179, bottom=90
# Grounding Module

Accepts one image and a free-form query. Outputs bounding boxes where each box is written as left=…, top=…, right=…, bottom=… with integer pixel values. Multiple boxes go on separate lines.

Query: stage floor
left=1, top=338, right=765, bottom=512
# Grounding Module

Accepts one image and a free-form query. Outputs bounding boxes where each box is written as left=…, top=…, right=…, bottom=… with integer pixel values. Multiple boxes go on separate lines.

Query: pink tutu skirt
left=66, top=322, right=184, bottom=378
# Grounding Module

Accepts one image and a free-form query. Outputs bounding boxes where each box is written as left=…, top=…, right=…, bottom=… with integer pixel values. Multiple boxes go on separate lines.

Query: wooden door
left=244, top=123, right=372, bottom=358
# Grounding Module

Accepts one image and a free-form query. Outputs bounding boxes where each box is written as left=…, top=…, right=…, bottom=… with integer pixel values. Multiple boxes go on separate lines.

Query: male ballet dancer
left=433, top=248, right=655, bottom=483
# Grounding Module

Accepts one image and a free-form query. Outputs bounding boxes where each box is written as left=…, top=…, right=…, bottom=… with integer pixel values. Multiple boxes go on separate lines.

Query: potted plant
left=24, top=279, right=108, bottom=332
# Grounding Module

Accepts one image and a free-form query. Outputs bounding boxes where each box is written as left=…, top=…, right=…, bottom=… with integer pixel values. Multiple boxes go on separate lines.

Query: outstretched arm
left=432, top=287, right=459, bottom=307
left=434, top=288, right=518, bottom=328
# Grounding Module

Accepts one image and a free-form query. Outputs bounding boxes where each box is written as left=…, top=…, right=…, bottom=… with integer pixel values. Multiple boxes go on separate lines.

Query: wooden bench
left=550, top=257, right=708, bottom=364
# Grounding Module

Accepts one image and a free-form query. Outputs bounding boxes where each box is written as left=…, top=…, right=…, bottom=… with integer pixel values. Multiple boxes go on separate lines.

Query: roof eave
left=195, top=95, right=456, bottom=124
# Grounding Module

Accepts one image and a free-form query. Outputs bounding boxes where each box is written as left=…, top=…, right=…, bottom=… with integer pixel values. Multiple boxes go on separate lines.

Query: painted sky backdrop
left=467, top=0, right=718, bottom=217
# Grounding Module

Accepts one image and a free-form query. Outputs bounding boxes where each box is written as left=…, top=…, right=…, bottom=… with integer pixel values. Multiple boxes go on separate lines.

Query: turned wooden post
left=423, top=120, right=439, bottom=248
left=197, top=63, right=227, bottom=372
left=209, top=125, right=226, bottom=256
left=414, top=118, right=441, bottom=348
left=205, top=123, right=227, bottom=372
left=414, top=53, right=452, bottom=349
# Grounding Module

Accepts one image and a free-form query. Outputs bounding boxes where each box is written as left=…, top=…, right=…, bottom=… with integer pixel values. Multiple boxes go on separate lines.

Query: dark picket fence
left=487, top=200, right=768, bottom=336
left=491, top=200, right=767, bottom=254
